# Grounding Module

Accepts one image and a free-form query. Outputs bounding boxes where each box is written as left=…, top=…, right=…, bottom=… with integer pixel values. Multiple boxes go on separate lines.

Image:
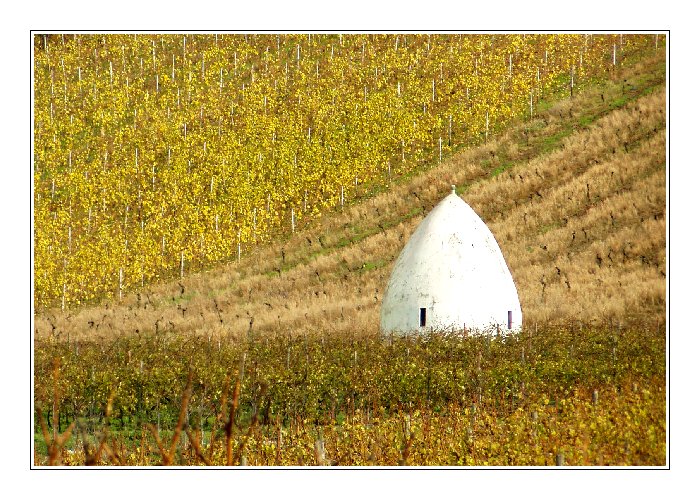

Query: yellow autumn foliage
left=33, top=33, right=657, bottom=308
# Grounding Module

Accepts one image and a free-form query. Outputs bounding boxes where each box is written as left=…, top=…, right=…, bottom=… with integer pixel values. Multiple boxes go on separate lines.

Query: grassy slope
left=34, top=51, right=666, bottom=341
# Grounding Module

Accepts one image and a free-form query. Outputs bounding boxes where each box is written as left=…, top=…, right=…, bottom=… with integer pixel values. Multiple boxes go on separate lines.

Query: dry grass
left=34, top=51, right=666, bottom=341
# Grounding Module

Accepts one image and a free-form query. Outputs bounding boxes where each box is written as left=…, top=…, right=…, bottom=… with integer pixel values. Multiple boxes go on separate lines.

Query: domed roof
left=380, top=186, right=522, bottom=335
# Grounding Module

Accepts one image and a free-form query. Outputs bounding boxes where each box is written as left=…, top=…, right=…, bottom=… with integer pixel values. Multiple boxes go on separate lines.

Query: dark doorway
left=420, top=308, right=427, bottom=327
left=508, top=310, right=513, bottom=329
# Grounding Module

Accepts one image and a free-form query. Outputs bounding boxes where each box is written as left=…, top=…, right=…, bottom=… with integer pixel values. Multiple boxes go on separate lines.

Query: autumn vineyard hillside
left=33, top=34, right=666, bottom=466
left=34, top=33, right=659, bottom=309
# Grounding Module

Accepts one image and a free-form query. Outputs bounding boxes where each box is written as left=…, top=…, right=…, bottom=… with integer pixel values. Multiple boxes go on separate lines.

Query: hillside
left=33, top=34, right=657, bottom=307
left=34, top=49, right=666, bottom=341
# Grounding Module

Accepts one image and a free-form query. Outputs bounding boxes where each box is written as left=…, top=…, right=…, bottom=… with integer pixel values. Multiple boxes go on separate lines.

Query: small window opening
left=420, top=308, right=427, bottom=327
left=507, top=310, right=513, bottom=329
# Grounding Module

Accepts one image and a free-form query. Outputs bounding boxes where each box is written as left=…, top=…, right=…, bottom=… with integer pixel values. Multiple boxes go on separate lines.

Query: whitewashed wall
left=380, top=188, right=522, bottom=336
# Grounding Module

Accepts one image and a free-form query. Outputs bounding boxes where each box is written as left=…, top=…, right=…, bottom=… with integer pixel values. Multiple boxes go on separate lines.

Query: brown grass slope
left=34, top=52, right=666, bottom=341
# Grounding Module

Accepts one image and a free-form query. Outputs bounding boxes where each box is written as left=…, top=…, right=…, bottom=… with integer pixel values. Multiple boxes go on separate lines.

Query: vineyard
left=34, top=324, right=665, bottom=466
left=34, top=33, right=658, bottom=308
left=33, top=33, right=667, bottom=467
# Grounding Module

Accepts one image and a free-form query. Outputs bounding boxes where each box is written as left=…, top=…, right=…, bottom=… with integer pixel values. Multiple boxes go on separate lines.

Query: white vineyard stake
left=509, top=54, right=512, bottom=76
left=570, top=66, right=575, bottom=97
left=448, top=115, right=452, bottom=146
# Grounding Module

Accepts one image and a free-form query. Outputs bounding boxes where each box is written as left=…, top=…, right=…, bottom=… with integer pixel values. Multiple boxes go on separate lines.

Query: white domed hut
left=380, top=186, right=522, bottom=336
